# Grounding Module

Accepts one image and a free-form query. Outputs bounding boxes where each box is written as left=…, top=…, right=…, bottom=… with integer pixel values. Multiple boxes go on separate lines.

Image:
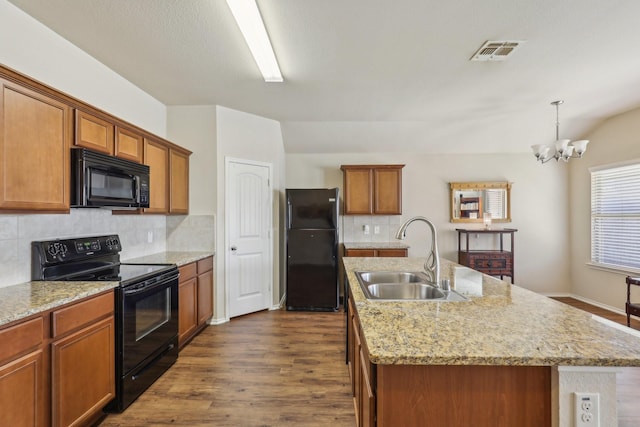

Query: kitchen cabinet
left=344, top=248, right=407, bottom=257
left=75, top=110, right=114, bottom=155
left=179, top=256, right=214, bottom=349
left=0, top=316, right=47, bottom=427
left=348, top=295, right=375, bottom=427
left=341, top=165, right=404, bottom=215
left=0, top=290, right=114, bottom=427
left=115, top=126, right=144, bottom=163
left=169, top=147, right=190, bottom=214
left=457, top=228, right=517, bottom=282
left=144, top=137, right=170, bottom=214
left=51, top=291, right=115, bottom=427
left=0, top=78, right=72, bottom=212
left=142, top=138, right=191, bottom=215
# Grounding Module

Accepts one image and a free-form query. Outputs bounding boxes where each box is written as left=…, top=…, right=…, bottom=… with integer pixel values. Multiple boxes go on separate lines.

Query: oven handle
left=123, top=273, right=178, bottom=295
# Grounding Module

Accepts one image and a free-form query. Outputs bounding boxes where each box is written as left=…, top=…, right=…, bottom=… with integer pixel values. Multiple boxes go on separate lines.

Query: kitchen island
left=344, top=256, right=640, bottom=427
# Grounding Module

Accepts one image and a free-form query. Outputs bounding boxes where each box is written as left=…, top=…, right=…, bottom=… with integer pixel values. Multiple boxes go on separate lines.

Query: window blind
left=591, top=162, right=640, bottom=270
left=484, top=189, right=505, bottom=219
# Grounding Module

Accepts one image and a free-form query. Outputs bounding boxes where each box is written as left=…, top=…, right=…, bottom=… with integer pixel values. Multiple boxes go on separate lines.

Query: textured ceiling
left=8, top=0, right=640, bottom=154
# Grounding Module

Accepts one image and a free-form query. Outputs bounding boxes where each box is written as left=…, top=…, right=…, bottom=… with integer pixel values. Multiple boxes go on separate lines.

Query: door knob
left=230, top=246, right=237, bottom=252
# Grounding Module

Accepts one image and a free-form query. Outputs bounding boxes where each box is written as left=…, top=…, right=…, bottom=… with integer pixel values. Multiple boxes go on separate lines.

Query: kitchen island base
left=376, top=364, right=551, bottom=427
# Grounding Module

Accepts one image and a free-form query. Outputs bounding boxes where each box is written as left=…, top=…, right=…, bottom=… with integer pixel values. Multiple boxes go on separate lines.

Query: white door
left=226, top=159, right=272, bottom=318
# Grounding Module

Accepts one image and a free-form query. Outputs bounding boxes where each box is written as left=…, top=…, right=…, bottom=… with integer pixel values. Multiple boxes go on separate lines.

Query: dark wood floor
left=99, top=310, right=354, bottom=427
left=99, top=298, right=640, bottom=426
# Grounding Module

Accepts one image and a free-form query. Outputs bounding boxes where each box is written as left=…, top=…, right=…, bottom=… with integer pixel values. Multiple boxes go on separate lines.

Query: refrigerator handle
left=287, top=201, right=292, bottom=229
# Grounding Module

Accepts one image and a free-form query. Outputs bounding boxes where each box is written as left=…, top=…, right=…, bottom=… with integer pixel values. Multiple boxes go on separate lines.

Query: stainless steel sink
left=355, top=271, right=469, bottom=302
left=367, top=283, right=445, bottom=299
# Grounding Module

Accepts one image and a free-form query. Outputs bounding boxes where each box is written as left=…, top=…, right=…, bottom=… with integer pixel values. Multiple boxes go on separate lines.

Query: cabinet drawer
left=0, top=316, right=44, bottom=363
left=179, top=262, right=198, bottom=281
left=52, top=291, right=114, bottom=338
left=197, top=256, right=214, bottom=274
left=473, top=258, right=507, bottom=269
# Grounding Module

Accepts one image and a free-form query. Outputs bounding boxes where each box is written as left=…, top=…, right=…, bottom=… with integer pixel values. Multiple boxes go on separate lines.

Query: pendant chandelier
left=531, top=100, right=589, bottom=164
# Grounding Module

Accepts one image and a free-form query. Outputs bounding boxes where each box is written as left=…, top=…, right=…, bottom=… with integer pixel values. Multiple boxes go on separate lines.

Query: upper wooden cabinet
left=0, top=64, right=190, bottom=214
left=144, top=138, right=170, bottom=214
left=169, top=148, right=190, bottom=214
left=0, top=78, right=72, bottom=212
left=142, top=138, right=191, bottom=215
left=341, top=165, right=404, bottom=215
left=75, top=110, right=114, bottom=155
left=115, top=126, right=143, bottom=163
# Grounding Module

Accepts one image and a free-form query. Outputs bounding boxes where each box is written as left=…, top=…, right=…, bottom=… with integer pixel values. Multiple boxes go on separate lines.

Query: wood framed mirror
left=449, top=181, right=512, bottom=223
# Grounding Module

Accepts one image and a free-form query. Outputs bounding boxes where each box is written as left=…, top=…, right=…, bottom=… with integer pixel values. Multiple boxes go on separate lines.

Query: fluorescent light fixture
left=225, top=0, right=283, bottom=82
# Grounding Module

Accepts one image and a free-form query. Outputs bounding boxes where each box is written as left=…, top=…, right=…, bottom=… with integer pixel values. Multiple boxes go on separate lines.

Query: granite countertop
left=343, top=256, right=640, bottom=367
left=123, top=251, right=214, bottom=266
left=0, top=251, right=214, bottom=329
left=343, top=242, right=409, bottom=250
left=0, top=280, right=119, bottom=327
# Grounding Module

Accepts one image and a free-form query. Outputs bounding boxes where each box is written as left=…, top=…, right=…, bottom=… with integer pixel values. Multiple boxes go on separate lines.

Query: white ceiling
left=8, top=0, right=640, bottom=154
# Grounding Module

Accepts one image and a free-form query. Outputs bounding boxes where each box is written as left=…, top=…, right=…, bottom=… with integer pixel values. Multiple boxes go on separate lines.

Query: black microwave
left=71, top=148, right=150, bottom=209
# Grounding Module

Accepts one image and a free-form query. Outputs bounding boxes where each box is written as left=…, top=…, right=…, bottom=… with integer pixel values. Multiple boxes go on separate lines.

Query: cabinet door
left=0, top=350, right=46, bottom=427
left=178, top=277, right=198, bottom=347
left=144, top=138, right=169, bottom=213
left=75, top=110, right=114, bottom=155
left=373, top=167, right=402, bottom=214
left=0, top=79, right=72, bottom=211
left=197, top=257, right=214, bottom=326
left=197, top=269, right=214, bottom=326
left=343, top=168, right=373, bottom=214
left=51, top=316, right=115, bottom=427
left=169, top=148, right=189, bottom=214
left=360, top=349, right=375, bottom=427
left=115, top=126, right=143, bottom=162
left=376, top=249, right=407, bottom=257
left=345, top=249, right=376, bottom=257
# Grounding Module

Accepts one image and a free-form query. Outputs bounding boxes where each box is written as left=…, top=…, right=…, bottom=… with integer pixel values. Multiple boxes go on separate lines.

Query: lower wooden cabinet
left=0, top=290, right=115, bottom=427
left=0, top=316, right=47, bottom=427
left=179, top=256, right=214, bottom=349
left=348, top=294, right=375, bottom=427
left=52, top=316, right=115, bottom=427
left=344, top=248, right=408, bottom=257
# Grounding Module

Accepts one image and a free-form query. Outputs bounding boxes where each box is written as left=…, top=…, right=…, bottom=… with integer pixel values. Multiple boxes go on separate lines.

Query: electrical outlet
left=363, top=225, right=370, bottom=235
left=374, top=226, right=380, bottom=234
left=574, top=392, right=599, bottom=427
left=147, top=231, right=153, bottom=243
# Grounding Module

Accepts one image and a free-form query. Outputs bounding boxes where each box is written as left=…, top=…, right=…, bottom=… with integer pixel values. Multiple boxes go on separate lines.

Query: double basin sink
left=355, top=271, right=468, bottom=302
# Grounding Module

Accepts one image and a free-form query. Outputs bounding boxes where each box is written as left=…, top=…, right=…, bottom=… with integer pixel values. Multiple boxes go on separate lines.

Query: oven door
left=120, top=272, right=179, bottom=374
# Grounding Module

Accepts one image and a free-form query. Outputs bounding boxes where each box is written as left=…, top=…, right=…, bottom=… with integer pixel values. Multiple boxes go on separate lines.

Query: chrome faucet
left=395, top=216, right=440, bottom=286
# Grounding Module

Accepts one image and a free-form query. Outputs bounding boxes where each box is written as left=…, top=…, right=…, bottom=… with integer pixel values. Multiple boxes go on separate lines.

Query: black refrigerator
left=286, top=188, right=339, bottom=311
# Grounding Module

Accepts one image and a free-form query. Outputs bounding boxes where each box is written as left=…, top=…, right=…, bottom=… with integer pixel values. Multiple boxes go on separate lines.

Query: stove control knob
left=47, top=242, right=68, bottom=260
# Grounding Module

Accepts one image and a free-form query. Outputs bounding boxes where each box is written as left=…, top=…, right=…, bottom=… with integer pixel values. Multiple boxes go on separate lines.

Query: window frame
left=590, top=159, right=640, bottom=275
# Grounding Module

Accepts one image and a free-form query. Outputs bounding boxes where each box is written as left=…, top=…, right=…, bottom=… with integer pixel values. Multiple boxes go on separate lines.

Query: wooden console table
left=456, top=228, right=517, bottom=283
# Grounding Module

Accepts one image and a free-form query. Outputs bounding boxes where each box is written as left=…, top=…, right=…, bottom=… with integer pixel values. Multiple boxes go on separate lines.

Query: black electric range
left=31, top=234, right=179, bottom=413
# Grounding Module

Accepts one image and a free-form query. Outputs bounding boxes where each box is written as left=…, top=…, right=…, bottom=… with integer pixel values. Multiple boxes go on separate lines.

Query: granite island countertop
left=344, top=256, right=640, bottom=367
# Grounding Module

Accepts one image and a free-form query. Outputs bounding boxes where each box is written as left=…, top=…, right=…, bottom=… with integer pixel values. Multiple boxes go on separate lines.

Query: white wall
left=0, top=0, right=166, bottom=136
left=286, top=152, right=571, bottom=295
left=570, top=106, right=640, bottom=310
left=215, top=106, right=286, bottom=320
left=167, top=106, right=217, bottom=215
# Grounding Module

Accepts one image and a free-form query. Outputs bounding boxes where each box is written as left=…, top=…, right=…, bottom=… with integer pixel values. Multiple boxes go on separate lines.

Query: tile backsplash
left=341, top=215, right=404, bottom=243
left=0, top=210, right=215, bottom=288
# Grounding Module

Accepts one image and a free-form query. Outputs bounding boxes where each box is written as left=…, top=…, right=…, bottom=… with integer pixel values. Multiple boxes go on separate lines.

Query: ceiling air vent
left=470, top=40, right=524, bottom=61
